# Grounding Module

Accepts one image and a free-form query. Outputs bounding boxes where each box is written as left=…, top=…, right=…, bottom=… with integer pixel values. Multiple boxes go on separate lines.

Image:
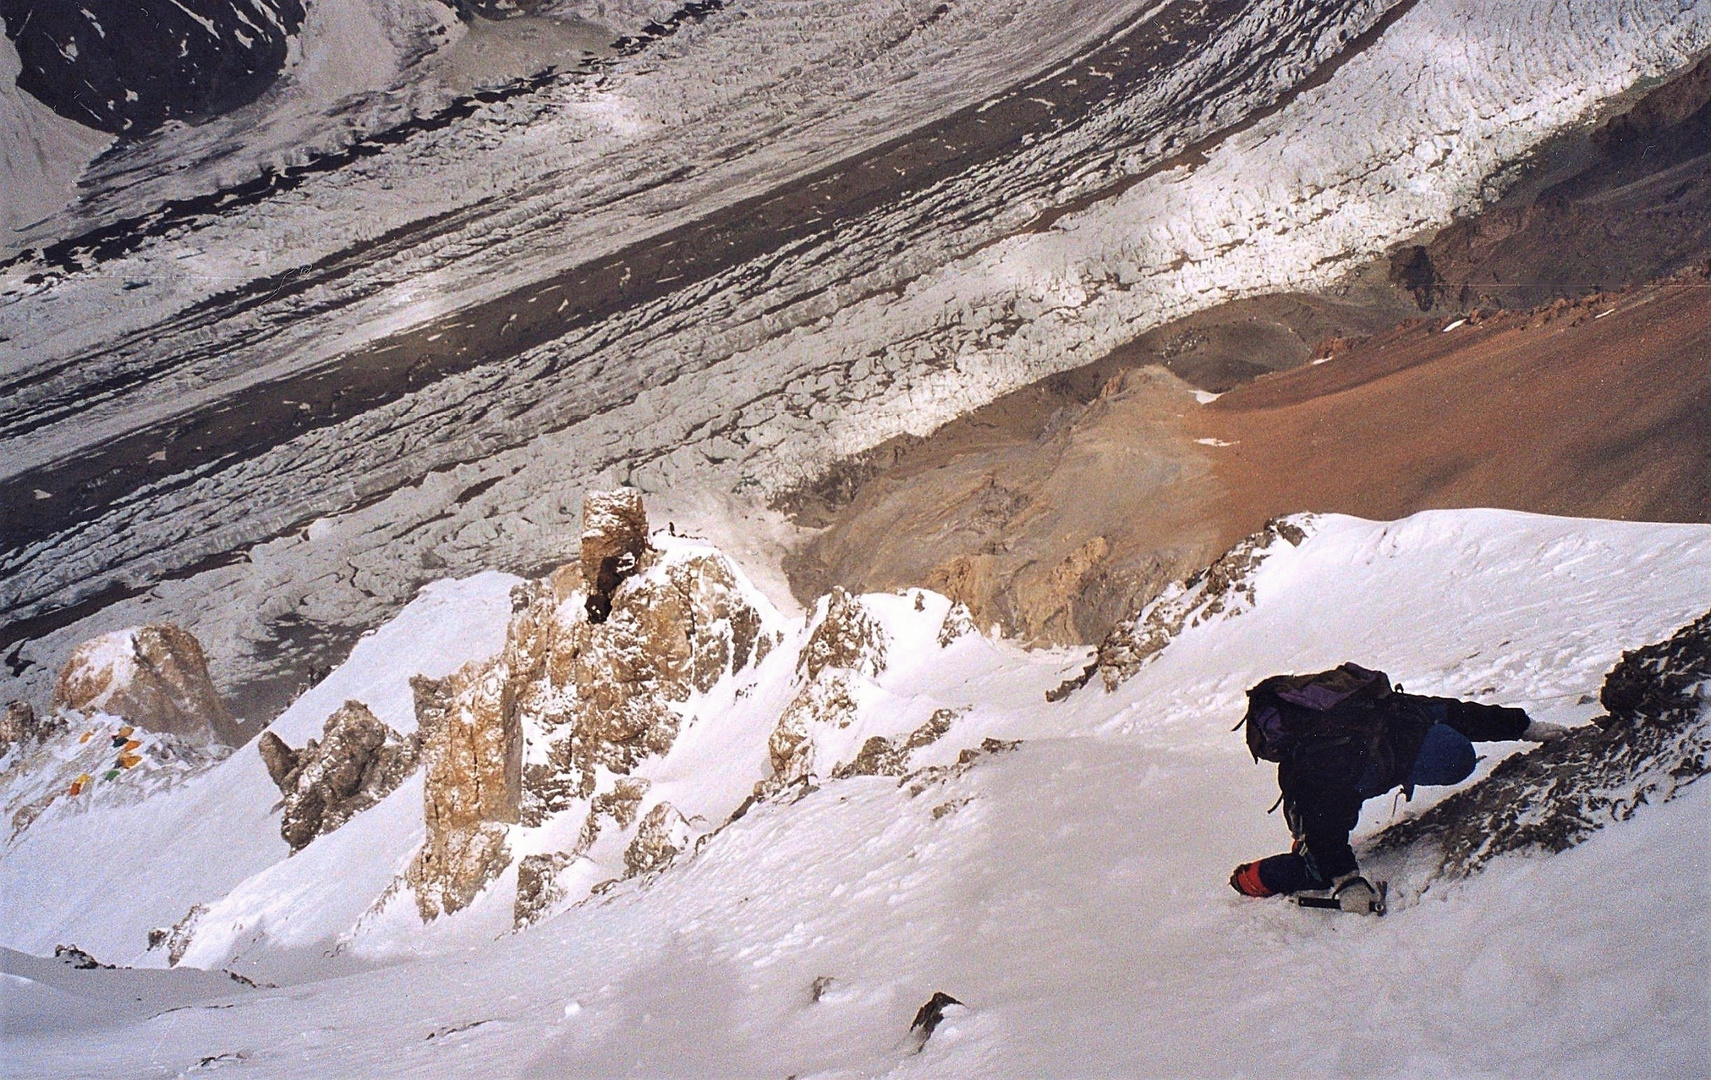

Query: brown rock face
left=798, top=587, right=888, bottom=681
left=581, top=488, right=651, bottom=623
left=412, top=492, right=766, bottom=923
left=260, top=701, right=417, bottom=852
left=408, top=658, right=523, bottom=921
left=52, top=625, right=238, bottom=745
left=755, top=589, right=891, bottom=798
left=1, top=701, right=64, bottom=760
left=517, top=549, right=764, bottom=828
left=623, top=801, right=691, bottom=878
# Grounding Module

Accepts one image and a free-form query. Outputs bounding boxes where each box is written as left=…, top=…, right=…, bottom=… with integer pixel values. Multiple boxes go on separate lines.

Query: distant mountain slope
left=792, top=50, right=1711, bottom=647
left=0, top=0, right=305, bottom=135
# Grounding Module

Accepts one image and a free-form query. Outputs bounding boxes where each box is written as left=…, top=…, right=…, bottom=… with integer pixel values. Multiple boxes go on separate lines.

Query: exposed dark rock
left=1388, top=245, right=1441, bottom=310
left=1401, top=53, right=1711, bottom=312
left=622, top=800, right=690, bottom=877
left=262, top=701, right=417, bottom=853
left=798, top=588, right=889, bottom=682
left=52, top=944, right=110, bottom=970
left=909, top=991, right=964, bottom=1050
left=901, top=737, right=1022, bottom=798
left=580, top=489, right=650, bottom=623
left=146, top=904, right=207, bottom=967
left=1371, top=609, right=1711, bottom=879
left=1, top=0, right=305, bottom=136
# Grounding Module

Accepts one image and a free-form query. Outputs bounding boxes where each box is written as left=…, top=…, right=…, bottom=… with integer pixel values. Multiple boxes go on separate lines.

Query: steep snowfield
left=2, top=509, right=1706, bottom=1076
left=0, top=572, right=516, bottom=965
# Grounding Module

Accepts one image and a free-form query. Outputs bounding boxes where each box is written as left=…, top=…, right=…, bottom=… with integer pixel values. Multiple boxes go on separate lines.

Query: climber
left=1228, top=663, right=1569, bottom=914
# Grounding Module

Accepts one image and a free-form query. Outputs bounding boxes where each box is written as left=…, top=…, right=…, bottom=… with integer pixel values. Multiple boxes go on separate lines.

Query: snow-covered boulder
left=51, top=624, right=237, bottom=746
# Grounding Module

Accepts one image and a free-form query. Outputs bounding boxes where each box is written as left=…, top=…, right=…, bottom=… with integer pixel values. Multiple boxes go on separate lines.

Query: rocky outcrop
left=1371, top=609, right=1711, bottom=881
left=754, top=589, right=891, bottom=798
left=623, top=801, right=692, bottom=878
left=1, top=701, right=64, bottom=762
left=1396, top=53, right=1711, bottom=313
left=407, top=658, right=524, bottom=921
left=831, top=708, right=959, bottom=780
left=581, top=488, right=651, bottom=623
left=411, top=492, right=768, bottom=923
left=1086, top=518, right=1309, bottom=693
left=52, top=624, right=238, bottom=745
left=513, top=851, right=575, bottom=927
left=146, top=904, right=207, bottom=968
left=258, top=702, right=417, bottom=853
left=798, top=587, right=888, bottom=682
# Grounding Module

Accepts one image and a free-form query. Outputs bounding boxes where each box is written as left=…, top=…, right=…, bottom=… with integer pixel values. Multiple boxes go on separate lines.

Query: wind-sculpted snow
left=1, top=510, right=1707, bottom=1076
left=2, top=0, right=1708, bottom=724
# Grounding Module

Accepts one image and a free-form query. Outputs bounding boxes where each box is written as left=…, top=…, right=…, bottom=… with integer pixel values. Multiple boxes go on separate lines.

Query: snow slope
left=2, top=508, right=1706, bottom=1076
left=0, top=571, right=517, bottom=965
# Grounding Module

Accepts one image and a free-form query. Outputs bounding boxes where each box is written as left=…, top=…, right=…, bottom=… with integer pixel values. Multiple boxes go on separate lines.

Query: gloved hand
left=1331, top=872, right=1378, bottom=915
left=1522, top=720, right=1571, bottom=742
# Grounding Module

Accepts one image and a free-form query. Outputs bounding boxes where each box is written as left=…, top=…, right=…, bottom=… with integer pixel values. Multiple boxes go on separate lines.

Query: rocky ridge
left=366, top=490, right=1009, bottom=930
left=1041, top=516, right=1312, bottom=702
left=1370, top=608, right=1711, bottom=884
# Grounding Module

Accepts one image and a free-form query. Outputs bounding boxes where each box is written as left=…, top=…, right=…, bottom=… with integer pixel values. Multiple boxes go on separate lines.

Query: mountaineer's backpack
left=1240, top=663, right=1396, bottom=763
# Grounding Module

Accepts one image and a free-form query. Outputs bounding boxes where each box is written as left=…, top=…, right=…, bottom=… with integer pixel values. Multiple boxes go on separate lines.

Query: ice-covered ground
left=2, top=508, right=1707, bottom=1076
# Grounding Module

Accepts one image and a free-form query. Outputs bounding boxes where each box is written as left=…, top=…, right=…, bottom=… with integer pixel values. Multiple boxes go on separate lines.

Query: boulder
left=260, top=701, right=416, bottom=852
left=52, top=624, right=237, bottom=745
left=1, top=700, right=64, bottom=759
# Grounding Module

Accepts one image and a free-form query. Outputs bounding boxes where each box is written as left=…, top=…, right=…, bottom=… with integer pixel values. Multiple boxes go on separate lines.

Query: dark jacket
left=1278, top=692, right=1530, bottom=884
